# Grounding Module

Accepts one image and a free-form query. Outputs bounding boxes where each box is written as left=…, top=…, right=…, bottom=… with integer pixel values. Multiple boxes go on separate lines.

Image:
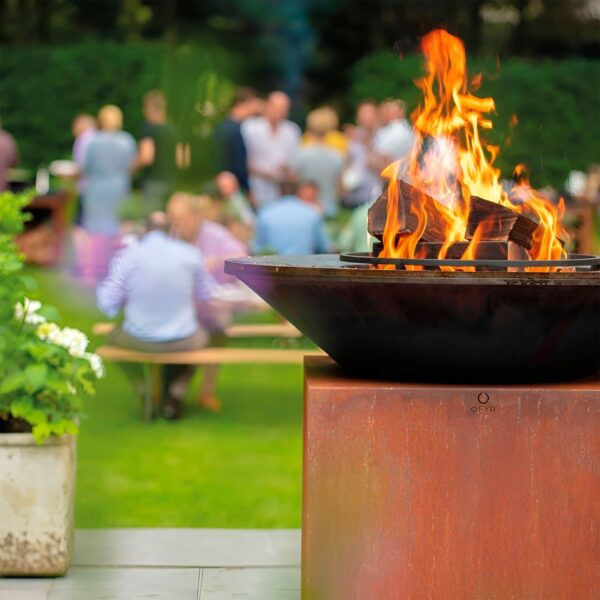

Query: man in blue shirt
left=97, top=213, right=217, bottom=418
left=253, top=181, right=330, bottom=255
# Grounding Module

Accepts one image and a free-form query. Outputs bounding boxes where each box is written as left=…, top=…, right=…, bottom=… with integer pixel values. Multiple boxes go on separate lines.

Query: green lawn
left=32, top=268, right=305, bottom=529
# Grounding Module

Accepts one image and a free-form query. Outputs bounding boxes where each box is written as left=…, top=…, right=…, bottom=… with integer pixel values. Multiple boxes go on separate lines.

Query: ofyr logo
left=471, top=392, right=496, bottom=414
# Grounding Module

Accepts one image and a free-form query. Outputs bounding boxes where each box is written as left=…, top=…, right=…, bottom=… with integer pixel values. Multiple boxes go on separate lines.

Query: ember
left=370, top=29, right=568, bottom=272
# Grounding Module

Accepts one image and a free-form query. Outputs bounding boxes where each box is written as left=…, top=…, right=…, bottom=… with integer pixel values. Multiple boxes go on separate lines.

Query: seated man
left=214, top=171, right=255, bottom=246
left=252, top=180, right=330, bottom=255
left=96, top=212, right=217, bottom=419
left=215, top=171, right=255, bottom=226
left=167, top=192, right=247, bottom=286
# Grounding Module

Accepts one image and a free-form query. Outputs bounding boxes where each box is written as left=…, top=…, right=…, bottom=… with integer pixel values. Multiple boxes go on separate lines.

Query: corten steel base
left=302, top=357, right=600, bottom=600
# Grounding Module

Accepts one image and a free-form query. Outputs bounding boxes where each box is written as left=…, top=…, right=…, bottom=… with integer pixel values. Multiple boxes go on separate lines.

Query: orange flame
left=380, top=29, right=568, bottom=270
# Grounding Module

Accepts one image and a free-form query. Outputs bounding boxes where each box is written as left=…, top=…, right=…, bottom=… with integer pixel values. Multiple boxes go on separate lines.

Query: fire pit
left=227, top=28, right=599, bottom=383
left=225, top=254, right=599, bottom=383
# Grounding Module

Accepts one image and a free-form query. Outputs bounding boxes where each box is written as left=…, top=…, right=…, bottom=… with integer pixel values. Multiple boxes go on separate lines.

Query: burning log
left=368, top=181, right=542, bottom=254
left=466, top=197, right=539, bottom=251
left=370, top=239, right=529, bottom=271
left=367, top=181, right=449, bottom=243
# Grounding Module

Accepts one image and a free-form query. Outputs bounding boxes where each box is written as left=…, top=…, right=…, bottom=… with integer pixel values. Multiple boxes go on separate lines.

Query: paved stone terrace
left=0, top=529, right=301, bottom=599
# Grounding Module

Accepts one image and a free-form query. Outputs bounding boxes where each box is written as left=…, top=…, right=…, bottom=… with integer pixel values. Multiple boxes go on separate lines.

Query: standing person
left=97, top=212, right=217, bottom=419
left=343, top=100, right=381, bottom=207
left=78, top=105, right=136, bottom=285
left=253, top=180, right=330, bottom=255
left=372, top=99, right=414, bottom=173
left=291, top=108, right=344, bottom=218
left=300, top=106, right=348, bottom=157
left=242, top=91, right=300, bottom=207
left=214, top=87, right=259, bottom=192
left=0, top=120, right=19, bottom=192
left=137, top=90, right=178, bottom=212
left=71, top=113, right=97, bottom=223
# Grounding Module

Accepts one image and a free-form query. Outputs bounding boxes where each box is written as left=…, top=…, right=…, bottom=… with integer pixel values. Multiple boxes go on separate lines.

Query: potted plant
left=0, top=190, right=104, bottom=576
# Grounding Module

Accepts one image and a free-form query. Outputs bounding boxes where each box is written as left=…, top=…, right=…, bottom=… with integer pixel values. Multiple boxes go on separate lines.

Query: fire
left=379, top=29, right=567, bottom=271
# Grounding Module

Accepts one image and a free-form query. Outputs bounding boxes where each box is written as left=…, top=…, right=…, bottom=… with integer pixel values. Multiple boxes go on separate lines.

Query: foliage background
left=0, top=41, right=237, bottom=184
left=1, top=0, right=598, bottom=189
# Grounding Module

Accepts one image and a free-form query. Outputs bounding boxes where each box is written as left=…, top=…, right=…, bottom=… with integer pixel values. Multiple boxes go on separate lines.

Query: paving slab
left=0, top=529, right=302, bottom=599
left=199, top=567, right=300, bottom=600
left=73, top=529, right=301, bottom=568
left=0, top=578, right=53, bottom=600
left=49, top=567, right=200, bottom=600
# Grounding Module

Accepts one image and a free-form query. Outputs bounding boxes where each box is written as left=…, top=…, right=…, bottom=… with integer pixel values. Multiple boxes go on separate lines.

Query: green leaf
left=37, top=304, right=60, bottom=323
left=25, top=363, right=48, bottom=392
left=0, top=371, right=27, bottom=394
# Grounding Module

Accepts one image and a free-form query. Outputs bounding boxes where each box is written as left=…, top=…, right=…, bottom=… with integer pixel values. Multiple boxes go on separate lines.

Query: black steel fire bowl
left=225, top=255, right=600, bottom=383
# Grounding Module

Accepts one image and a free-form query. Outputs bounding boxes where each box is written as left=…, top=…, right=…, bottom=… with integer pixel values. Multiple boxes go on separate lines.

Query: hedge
left=0, top=41, right=237, bottom=184
left=348, top=51, right=600, bottom=189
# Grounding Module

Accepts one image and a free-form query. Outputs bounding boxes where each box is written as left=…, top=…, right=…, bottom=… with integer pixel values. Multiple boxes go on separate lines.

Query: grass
left=32, top=267, right=306, bottom=529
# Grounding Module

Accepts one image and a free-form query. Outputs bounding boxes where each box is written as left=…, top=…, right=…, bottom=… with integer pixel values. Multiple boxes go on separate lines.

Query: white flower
left=36, top=322, right=61, bottom=343
left=15, top=298, right=46, bottom=325
left=36, top=323, right=89, bottom=358
left=83, top=352, right=105, bottom=379
left=36, top=323, right=104, bottom=379
left=58, top=327, right=89, bottom=357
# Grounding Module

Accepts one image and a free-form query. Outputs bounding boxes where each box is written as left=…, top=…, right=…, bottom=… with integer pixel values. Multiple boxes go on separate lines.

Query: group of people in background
left=66, top=87, right=418, bottom=286
left=59, top=87, right=418, bottom=417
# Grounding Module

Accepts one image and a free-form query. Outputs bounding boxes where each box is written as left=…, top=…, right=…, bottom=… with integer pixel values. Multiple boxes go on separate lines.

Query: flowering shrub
left=0, top=190, right=103, bottom=442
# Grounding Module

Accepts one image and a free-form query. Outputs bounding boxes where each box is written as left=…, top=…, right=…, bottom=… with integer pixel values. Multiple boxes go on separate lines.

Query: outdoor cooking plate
left=225, top=255, right=600, bottom=383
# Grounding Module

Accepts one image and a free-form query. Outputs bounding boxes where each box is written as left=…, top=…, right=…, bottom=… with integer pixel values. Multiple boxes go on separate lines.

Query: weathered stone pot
left=0, top=433, right=76, bottom=576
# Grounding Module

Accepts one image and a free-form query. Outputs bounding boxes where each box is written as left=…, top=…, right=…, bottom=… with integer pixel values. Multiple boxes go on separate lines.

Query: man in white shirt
left=242, top=91, right=301, bottom=207
left=372, top=99, right=415, bottom=173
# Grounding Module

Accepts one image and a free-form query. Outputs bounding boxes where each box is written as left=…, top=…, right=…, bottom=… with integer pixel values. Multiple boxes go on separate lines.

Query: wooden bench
left=94, top=322, right=320, bottom=420
left=92, top=321, right=302, bottom=339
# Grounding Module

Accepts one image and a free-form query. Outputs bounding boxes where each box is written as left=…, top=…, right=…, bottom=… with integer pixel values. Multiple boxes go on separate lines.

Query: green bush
left=0, top=41, right=237, bottom=185
left=348, top=52, right=600, bottom=188
left=0, top=190, right=103, bottom=442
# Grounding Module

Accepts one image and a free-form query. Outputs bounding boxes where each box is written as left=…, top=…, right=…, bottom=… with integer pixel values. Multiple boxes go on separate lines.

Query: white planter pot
left=0, top=433, right=76, bottom=576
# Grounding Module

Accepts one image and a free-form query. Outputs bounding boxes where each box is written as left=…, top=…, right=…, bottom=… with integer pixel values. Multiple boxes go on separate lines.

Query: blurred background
left=0, top=0, right=598, bottom=530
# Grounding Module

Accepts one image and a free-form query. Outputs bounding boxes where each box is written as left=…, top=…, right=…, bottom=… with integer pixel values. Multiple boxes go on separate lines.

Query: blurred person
left=242, top=91, right=301, bottom=207
left=97, top=211, right=217, bottom=419
left=338, top=200, right=376, bottom=253
left=343, top=100, right=382, bottom=207
left=253, top=180, right=330, bottom=255
left=137, top=90, right=178, bottom=211
left=372, top=99, right=414, bottom=173
left=215, top=171, right=255, bottom=226
left=296, top=180, right=322, bottom=214
left=71, top=113, right=97, bottom=223
left=0, top=119, right=19, bottom=191
left=301, top=106, right=348, bottom=156
left=167, top=192, right=247, bottom=286
left=565, top=170, right=588, bottom=199
left=214, top=171, right=255, bottom=246
left=214, top=87, right=259, bottom=192
left=77, top=105, right=136, bottom=285
left=291, top=108, right=344, bottom=218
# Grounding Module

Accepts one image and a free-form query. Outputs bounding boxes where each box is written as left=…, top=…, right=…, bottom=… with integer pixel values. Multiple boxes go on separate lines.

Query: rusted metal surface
left=225, top=256, right=600, bottom=382
left=302, top=356, right=600, bottom=600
